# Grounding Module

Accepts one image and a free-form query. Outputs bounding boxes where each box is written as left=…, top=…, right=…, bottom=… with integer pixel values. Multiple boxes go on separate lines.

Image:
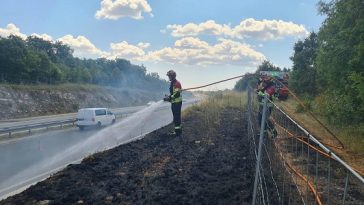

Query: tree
left=315, top=0, right=364, bottom=124
left=255, top=60, right=281, bottom=73
left=289, top=32, right=319, bottom=96
left=0, top=35, right=28, bottom=83
left=234, top=73, right=256, bottom=91
left=234, top=60, right=281, bottom=91
left=0, top=35, right=168, bottom=90
left=316, top=0, right=364, bottom=90
left=27, top=36, right=54, bottom=57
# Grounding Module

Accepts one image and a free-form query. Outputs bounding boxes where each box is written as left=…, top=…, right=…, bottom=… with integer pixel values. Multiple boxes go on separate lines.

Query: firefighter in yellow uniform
left=164, top=70, right=182, bottom=136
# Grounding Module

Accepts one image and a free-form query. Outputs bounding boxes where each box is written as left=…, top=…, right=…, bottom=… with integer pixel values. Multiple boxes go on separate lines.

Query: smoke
left=0, top=101, right=172, bottom=199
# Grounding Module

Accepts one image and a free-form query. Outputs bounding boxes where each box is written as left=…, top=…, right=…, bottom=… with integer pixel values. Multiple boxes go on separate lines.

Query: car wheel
left=79, top=126, right=84, bottom=131
left=97, top=121, right=102, bottom=128
left=112, top=119, right=116, bottom=124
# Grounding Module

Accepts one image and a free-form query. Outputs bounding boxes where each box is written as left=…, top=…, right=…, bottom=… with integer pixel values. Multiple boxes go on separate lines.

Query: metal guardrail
left=0, top=100, right=198, bottom=138
left=0, top=111, right=137, bottom=137
left=0, top=119, right=77, bottom=137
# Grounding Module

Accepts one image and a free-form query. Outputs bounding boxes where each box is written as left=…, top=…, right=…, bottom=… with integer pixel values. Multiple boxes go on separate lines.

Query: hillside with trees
left=0, top=35, right=167, bottom=91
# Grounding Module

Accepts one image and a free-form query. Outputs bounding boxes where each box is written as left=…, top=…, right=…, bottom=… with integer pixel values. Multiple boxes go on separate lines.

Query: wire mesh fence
left=247, top=87, right=364, bottom=205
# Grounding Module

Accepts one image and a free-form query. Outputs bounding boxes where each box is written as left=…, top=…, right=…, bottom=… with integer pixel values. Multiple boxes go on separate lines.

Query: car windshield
left=95, top=109, right=106, bottom=116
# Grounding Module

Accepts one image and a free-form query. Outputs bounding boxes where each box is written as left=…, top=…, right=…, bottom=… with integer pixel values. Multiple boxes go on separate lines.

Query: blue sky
left=0, top=0, right=325, bottom=89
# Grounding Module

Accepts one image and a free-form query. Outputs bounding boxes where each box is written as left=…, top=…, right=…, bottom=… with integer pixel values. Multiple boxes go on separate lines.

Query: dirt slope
left=0, top=84, right=165, bottom=120
left=1, top=108, right=254, bottom=205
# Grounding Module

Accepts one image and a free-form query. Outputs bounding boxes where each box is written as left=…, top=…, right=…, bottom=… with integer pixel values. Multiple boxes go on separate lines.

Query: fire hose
left=181, top=73, right=344, bottom=149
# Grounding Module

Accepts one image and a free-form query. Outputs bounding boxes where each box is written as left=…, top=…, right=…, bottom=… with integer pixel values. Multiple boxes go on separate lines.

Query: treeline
left=235, top=0, right=364, bottom=126
left=234, top=60, right=288, bottom=91
left=0, top=35, right=167, bottom=90
left=289, top=0, right=363, bottom=125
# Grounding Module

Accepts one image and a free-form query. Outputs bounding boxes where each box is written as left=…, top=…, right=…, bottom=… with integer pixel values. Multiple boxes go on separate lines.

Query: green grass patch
left=279, top=97, right=364, bottom=154
left=331, top=124, right=364, bottom=153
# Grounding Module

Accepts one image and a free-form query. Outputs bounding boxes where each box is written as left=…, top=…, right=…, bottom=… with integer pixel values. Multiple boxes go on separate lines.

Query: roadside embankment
left=0, top=84, right=166, bottom=120
left=1, top=92, right=258, bottom=204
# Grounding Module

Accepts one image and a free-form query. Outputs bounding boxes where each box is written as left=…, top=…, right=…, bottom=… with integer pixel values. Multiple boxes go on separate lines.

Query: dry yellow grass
left=182, top=91, right=246, bottom=137
left=183, top=91, right=246, bottom=119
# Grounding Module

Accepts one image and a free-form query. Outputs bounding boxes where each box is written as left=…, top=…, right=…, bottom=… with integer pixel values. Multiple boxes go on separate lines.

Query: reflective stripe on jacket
left=170, top=79, right=182, bottom=103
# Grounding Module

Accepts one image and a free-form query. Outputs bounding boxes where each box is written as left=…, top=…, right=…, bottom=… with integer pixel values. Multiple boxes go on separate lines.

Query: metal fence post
left=315, top=150, right=319, bottom=191
left=342, top=171, right=349, bottom=205
left=327, top=157, right=331, bottom=205
left=252, top=95, right=268, bottom=205
left=306, top=136, right=310, bottom=204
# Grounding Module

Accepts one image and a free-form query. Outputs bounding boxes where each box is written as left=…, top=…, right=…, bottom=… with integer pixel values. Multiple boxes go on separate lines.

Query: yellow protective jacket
left=169, top=79, right=182, bottom=103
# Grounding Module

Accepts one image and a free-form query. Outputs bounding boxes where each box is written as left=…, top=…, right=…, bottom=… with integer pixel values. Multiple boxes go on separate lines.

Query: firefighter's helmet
left=166, top=70, right=176, bottom=78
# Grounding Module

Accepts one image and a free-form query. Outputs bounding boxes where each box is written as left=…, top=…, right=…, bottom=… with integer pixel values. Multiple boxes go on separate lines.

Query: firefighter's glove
left=163, top=95, right=171, bottom=102
left=257, top=91, right=265, bottom=97
left=273, top=93, right=279, bottom=101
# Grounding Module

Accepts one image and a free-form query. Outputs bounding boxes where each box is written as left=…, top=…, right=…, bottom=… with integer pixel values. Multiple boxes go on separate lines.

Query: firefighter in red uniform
left=163, top=70, right=182, bottom=136
left=257, top=76, right=278, bottom=138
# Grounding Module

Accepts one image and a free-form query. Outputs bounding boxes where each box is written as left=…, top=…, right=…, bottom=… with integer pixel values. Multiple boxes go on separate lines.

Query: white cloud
left=95, top=0, right=152, bottom=20
left=165, top=18, right=309, bottom=40
left=0, top=23, right=153, bottom=60
left=146, top=37, right=265, bottom=66
left=167, top=20, right=231, bottom=37
left=0, top=23, right=264, bottom=67
left=137, top=42, right=150, bottom=49
left=0, top=24, right=54, bottom=42
left=30, top=33, right=53, bottom=41
left=0, top=23, right=27, bottom=39
left=232, top=18, right=308, bottom=40
left=174, top=37, right=209, bottom=49
left=57, top=35, right=106, bottom=58
left=108, top=41, right=148, bottom=59
left=0, top=23, right=55, bottom=41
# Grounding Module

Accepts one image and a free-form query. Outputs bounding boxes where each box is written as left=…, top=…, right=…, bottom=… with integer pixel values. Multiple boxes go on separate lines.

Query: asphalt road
left=0, top=106, right=147, bottom=131
left=0, top=99, right=197, bottom=200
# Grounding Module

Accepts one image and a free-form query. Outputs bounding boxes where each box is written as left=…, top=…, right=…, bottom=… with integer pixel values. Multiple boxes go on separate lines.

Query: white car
left=76, top=108, right=116, bottom=130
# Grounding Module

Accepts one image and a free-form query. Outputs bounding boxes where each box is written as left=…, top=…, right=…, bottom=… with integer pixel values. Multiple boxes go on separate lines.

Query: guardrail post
left=252, top=95, right=268, bottom=205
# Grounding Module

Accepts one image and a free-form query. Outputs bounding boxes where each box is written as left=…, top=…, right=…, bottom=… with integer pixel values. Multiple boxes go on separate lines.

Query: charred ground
left=2, top=106, right=255, bottom=205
